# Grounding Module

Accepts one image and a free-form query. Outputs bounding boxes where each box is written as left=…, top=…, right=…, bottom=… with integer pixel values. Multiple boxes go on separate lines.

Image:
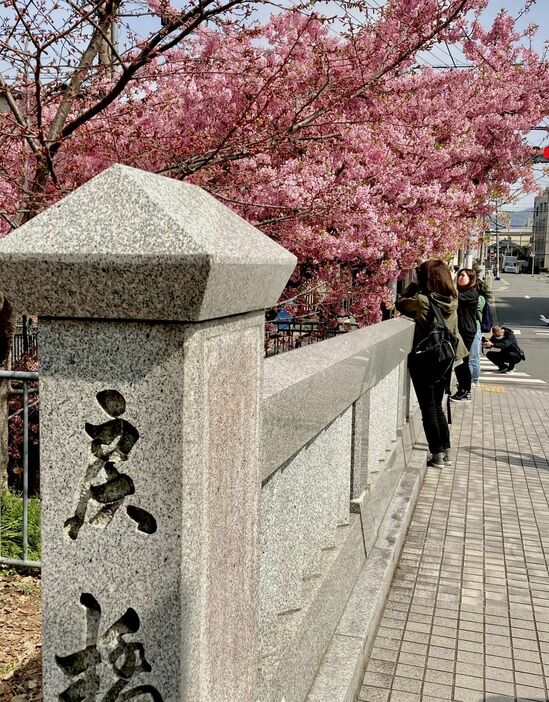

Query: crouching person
left=482, top=326, right=524, bottom=373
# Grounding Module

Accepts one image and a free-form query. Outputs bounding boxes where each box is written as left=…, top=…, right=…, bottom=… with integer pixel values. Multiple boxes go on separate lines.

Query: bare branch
left=0, top=74, right=41, bottom=156
left=57, top=0, right=250, bottom=147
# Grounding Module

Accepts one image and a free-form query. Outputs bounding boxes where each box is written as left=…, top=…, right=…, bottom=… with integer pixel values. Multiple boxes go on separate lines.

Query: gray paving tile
left=423, top=667, right=453, bottom=685
left=399, top=640, right=427, bottom=656
left=455, top=661, right=484, bottom=678
left=358, top=391, right=549, bottom=702
left=421, top=681, right=452, bottom=699
left=453, top=687, right=484, bottom=702
left=362, top=671, right=393, bottom=688
left=393, top=664, right=423, bottom=681
left=368, top=659, right=397, bottom=676
left=391, top=676, right=421, bottom=694
left=396, top=651, right=425, bottom=669
left=374, top=637, right=400, bottom=651
left=387, top=691, right=420, bottom=702
left=455, top=673, right=484, bottom=691
left=484, top=678, right=516, bottom=696
left=358, top=685, right=391, bottom=702
left=370, top=647, right=400, bottom=663
left=515, top=684, right=547, bottom=699
left=514, top=670, right=545, bottom=688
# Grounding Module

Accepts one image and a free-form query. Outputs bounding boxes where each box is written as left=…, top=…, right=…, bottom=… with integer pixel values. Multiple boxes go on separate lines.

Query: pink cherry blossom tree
left=1, top=0, right=547, bottom=322
left=1, top=0, right=548, bottom=479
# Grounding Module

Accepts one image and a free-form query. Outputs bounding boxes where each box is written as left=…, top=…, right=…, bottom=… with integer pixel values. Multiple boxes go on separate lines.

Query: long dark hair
left=456, top=268, right=477, bottom=291
left=417, top=260, right=457, bottom=299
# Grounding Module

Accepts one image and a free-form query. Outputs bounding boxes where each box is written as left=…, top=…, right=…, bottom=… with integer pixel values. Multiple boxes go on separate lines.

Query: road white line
left=481, top=372, right=531, bottom=378
left=480, top=377, right=546, bottom=384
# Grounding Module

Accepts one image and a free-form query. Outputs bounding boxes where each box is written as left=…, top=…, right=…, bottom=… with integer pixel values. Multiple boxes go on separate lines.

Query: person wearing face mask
left=450, top=268, right=479, bottom=403
left=482, top=326, right=524, bottom=373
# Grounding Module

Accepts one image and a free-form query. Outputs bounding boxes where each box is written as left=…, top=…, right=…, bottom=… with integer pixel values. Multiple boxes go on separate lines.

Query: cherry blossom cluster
left=0, top=0, right=547, bottom=322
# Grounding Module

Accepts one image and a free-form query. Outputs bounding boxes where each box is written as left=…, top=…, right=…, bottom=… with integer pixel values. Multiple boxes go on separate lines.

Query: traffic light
left=533, top=146, right=549, bottom=164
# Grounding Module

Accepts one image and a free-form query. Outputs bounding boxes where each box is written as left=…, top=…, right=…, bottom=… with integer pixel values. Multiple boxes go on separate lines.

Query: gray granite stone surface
left=397, top=359, right=409, bottom=427
left=305, top=634, right=364, bottom=702
left=259, top=459, right=304, bottom=622
left=0, top=164, right=296, bottom=321
left=261, top=319, right=414, bottom=481
left=259, top=406, right=353, bottom=655
left=39, top=312, right=263, bottom=702
left=306, top=445, right=427, bottom=702
left=258, top=407, right=356, bottom=702
left=350, top=391, right=370, bottom=499
left=366, top=365, right=399, bottom=479
left=266, top=518, right=365, bottom=702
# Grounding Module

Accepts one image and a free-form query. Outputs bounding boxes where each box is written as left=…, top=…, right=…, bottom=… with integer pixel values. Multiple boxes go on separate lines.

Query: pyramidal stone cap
left=0, top=164, right=297, bottom=322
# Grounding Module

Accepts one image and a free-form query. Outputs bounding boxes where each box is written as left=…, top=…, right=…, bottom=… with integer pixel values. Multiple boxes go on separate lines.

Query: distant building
left=533, top=188, right=549, bottom=271
left=485, top=227, right=533, bottom=261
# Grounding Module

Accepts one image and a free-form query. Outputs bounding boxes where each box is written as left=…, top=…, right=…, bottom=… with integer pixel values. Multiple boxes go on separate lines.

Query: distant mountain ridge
left=505, top=209, right=533, bottom=228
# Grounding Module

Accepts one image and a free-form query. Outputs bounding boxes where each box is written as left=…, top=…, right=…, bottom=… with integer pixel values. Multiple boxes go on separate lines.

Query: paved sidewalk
left=358, top=386, right=549, bottom=702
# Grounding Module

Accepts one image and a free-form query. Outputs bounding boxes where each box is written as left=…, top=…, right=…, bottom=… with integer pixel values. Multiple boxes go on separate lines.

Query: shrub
left=0, top=489, right=41, bottom=562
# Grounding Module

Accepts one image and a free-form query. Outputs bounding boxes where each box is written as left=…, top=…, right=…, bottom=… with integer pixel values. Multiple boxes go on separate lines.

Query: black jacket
left=489, top=327, right=520, bottom=353
left=457, top=287, right=479, bottom=350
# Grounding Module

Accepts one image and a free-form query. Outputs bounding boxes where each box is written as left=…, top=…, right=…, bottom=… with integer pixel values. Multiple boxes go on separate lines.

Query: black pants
left=411, top=374, right=450, bottom=455
left=486, top=349, right=521, bottom=370
left=455, top=355, right=472, bottom=393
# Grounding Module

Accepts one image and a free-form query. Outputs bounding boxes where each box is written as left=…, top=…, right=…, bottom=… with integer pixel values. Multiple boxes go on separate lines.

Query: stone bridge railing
left=0, top=164, right=425, bottom=702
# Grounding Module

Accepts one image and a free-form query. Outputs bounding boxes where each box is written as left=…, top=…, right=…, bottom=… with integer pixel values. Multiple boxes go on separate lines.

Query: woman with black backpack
left=396, top=260, right=467, bottom=468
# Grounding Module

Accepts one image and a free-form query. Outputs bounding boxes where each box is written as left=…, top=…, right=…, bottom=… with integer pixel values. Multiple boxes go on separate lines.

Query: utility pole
left=99, top=3, right=119, bottom=77
left=495, top=200, right=500, bottom=280
left=111, top=13, right=119, bottom=77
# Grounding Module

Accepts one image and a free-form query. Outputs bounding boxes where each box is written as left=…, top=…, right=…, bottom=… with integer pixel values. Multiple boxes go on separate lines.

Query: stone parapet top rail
left=261, top=317, right=415, bottom=482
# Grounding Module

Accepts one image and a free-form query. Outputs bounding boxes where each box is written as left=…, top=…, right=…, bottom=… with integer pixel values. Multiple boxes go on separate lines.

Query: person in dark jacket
left=396, top=260, right=467, bottom=468
left=451, top=268, right=479, bottom=403
left=483, top=326, right=523, bottom=372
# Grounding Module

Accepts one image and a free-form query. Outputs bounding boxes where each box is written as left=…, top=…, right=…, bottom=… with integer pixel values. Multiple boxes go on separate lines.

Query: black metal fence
left=265, top=318, right=358, bottom=357
left=12, top=332, right=38, bottom=364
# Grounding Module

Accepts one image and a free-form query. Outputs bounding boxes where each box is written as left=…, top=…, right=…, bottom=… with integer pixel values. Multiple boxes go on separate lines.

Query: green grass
left=14, top=581, right=38, bottom=595
left=0, top=490, right=41, bottom=562
left=0, top=661, right=18, bottom=678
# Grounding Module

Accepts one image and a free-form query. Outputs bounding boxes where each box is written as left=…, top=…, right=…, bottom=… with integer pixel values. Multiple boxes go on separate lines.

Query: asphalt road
left=490, top=272, right=549, bottom=388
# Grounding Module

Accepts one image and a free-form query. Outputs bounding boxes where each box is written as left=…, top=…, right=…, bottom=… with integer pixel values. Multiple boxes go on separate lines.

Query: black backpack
left=408, top=295, right=459, bottom=383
